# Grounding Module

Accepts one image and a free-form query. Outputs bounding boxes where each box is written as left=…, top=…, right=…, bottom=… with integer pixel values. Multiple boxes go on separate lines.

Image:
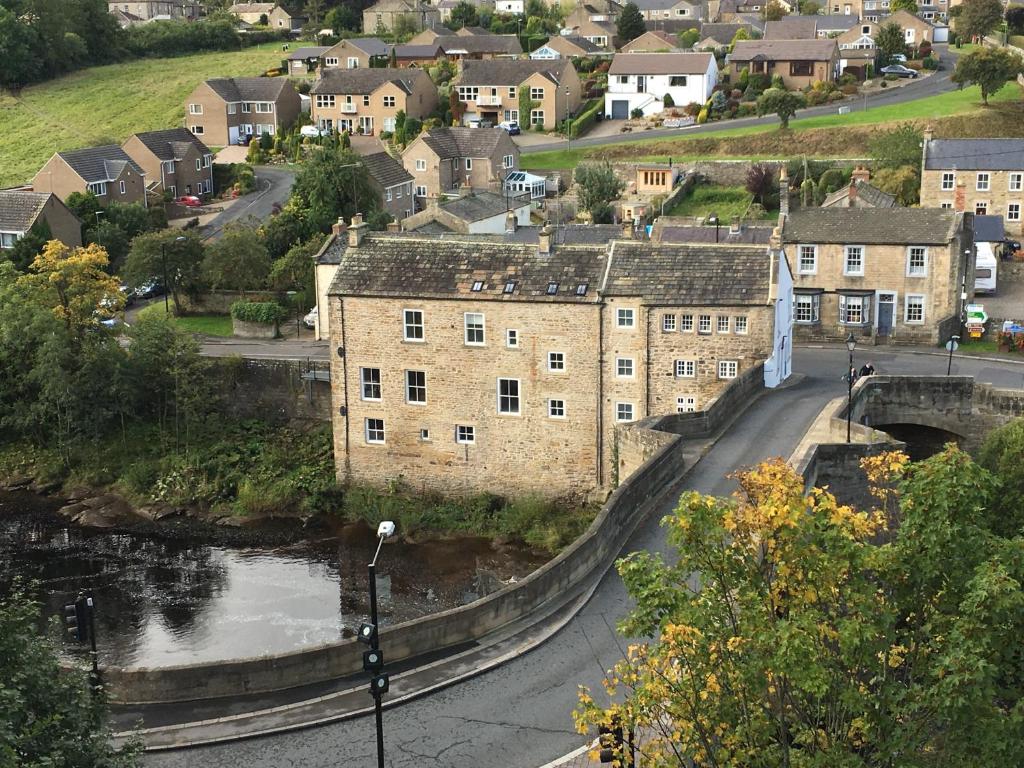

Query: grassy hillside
left=0, top=46, right=290, bottom=187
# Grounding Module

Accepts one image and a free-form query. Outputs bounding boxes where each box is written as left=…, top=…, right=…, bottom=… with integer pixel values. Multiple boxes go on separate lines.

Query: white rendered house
left=604, top=52, right=718, bottom=119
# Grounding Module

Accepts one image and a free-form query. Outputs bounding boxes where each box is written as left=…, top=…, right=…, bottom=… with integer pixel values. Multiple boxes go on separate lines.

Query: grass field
left=0, top=47, right=289, bottom=187
left=666, top=185, right=770, bottom=221
left=138, top=302, right=233, bottom=337
left=522, top=83, right=1023, bottom=171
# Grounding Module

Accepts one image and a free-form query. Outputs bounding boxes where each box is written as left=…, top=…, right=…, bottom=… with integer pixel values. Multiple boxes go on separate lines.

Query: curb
left=797, top=343, right=1024, bottom=368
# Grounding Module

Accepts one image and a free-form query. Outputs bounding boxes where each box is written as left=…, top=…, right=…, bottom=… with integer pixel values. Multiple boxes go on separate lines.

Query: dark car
left=134, top=280, right=164, bottom=299
left=881, top=64, right=918, bottom=78
left=235, top=133, right=253, bottom=146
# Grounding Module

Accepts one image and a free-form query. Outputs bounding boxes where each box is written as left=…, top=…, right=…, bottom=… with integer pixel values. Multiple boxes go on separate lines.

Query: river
left=0, top=491, right=547, bottom=669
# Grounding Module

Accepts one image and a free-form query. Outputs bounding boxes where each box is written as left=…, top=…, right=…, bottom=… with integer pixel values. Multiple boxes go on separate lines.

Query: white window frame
left=365, top=418, right=385, bottom=444
left=189, top=103, right=202, bottom=115
left=405, top=369, right=427, bottom=404
left=547, top=351, right=565, bottom=372
left=456, top=425, right=475, bottom=444
left=940, top=172, right=954, bottom=191
left=976, top=172, right=990, bottom=191
left=415, top=185, right=427, bottom=196
left=674, top=359, right=695, bottom=378
left=616, top=357, right=635, bottom=378
left=795, top=293, right=821, bottom=324
left=315, top=94, right=335, bottom=109
left=680, top=314, right=693, bottom=332
left=839, top=294, right=871, bottom=325
left=530, top=86, right=544, bottom=100
left=797, top=244, right=817, bottom=275
left=87, top=181, right=107, bottom=196
left=548, top=399, right=566, bottom=419
left=843, top=245, right=865, bottom=276
left=415, top=158, right=426, bottom=171
left=464, top=312, right=485, bottom=345
left=716, top=316, right=730, bottom=334
left=497, top=377, right=521, bottom=415
left=698, top=314, right=711, bottom=334
left=360, top=367, right=382, bottom=401
left=530, top=109, right=545, bottom=126
left=734, top=316, right=748, bottom=334
left=717, top=360, right=738, bottom=379
left=615, top=402, right=635, bottom=422
left=383, top=95, right=396, bottom=108
left=1008, top=203, right=1021, bottom=222
left=503, top=154, right=514, bottom=169
left=1010, top=173, right=1023, bottom=192
left=904, top=294, right=926, bottom=324
left=119, top=180, right=126, bottom=194
left=506, top=329, right=519, bottom=348
left=676, top=396, right=696, bottom=413
left=906, top=246, right=928, bottom=277
left=975, top=201, right=989, bottom=215
left=616, top=308, right=635, bottom=328
left=403, top=308, right=424, bottom=341
left=662, top=313, right=676, bottom=332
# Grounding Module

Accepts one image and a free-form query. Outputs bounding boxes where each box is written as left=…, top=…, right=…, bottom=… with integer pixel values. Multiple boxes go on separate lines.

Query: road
left=520, top=47, right=957, bottom=155
left=142, top=345, right=1024, bottom=768
left=202, top=166, right=296, bottom=240
left=200, top=334, right=328, bottom=360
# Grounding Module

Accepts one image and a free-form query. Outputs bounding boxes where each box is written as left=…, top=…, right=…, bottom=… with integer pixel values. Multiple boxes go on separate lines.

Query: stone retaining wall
left=209, top=357, right=332, bottom=423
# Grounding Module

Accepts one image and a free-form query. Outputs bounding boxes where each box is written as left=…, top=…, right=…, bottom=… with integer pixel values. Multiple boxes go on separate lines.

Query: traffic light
left=369, top=673, right=389, bottom=698
left=598, top=717, right=624, bottom=764
left=64, top=597, right=89, bottom=644
left=363, top=648, right=384, bottom=673
left=357, top=622, right=377, bottom=646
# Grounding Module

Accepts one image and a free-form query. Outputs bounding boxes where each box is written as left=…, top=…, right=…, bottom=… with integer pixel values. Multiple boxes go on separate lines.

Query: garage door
left=611, top=100, right=629, bottom=120
left=228, top=126, right=239, bottom=144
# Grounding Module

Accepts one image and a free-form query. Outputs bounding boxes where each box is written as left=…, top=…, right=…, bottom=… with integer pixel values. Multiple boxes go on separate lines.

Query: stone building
left=320, top=218, right=793, bottom=498
left=311, top=68, right=437, bottom=136
left=402, top=126, right=519, bottom=203
left=920, top=133, right=1024, bottom=237
left=782, top=203, right=973, bottom=345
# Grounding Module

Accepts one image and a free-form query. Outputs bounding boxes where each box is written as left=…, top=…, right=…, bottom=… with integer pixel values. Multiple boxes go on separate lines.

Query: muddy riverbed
left=0, top=491, right=548, bottom=668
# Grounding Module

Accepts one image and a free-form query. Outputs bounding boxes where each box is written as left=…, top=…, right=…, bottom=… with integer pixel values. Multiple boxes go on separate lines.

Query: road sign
left=946, top=339, right=959, bottom=352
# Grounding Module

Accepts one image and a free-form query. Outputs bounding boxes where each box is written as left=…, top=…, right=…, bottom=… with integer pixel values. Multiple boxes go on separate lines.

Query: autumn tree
left=122, top=231, right=205, bottom=315
left=873, top=165, right=921, bottom=205
left=764, top=0, right=788, bottom=20
left=745, top=163, right=775, bottom=207
left=756, top=87, right=805, bottom=129
left=890, top=0, right=918, bottom=12
left=952, top=46, right=1024, bottom=104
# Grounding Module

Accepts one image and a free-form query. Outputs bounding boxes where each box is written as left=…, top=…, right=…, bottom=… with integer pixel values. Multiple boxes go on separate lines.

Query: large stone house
left=605, top=52, right=718, bottom=118
left=782, top=202, right=973, bottom=345
left=32, top=145, right=147, bottom=206
left=185, top=77, right=301, bottom=146
left=920, top=134, right=1024, bottom=237
left=321, top=38, right=391, bottom=69
left=310, top=68, right=437, bottom=136
left=107, top=0, right=201, bottom=22
left=401, top=190, right=532, bottom=234
left=319, top=220, right=793, bottom=498
left=729, top=39, right=838, bottom=89
left=434, top=33, right=523, bottom=60
left=361, top=151, right=416, bottom=222
left=362, top=0, right=440, bottom=34
left=402, top=126, right=519, bottom=203
left=0, top=191, right=82, bottom=251
left=454, top=60, right=582, bottom=131
left=122, top=128, right=214, bottom=199
left=631, top=0, right=704, bottom=21
left=619, top=30, right=680, bottom=52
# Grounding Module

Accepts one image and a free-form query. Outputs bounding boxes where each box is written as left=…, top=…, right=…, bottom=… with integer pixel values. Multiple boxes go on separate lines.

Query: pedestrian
left=847, top=366, right=858, bottom=384
left=859, top=362, right=875, bottom=377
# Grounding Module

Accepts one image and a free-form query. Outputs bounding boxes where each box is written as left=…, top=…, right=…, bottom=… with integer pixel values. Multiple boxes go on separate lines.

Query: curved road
left=522, top=45, right=958, bottom=155
left=144, top=346, right=1023, bottom=768
left=202, top=166, right=296, bottom=240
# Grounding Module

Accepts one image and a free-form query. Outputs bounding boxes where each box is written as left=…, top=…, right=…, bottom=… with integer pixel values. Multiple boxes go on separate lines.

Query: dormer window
left=546, top=282, right=558, bottom=295
left=503, top=281, right=516, bottom=294
left=471, top=280, right=484, bottom=292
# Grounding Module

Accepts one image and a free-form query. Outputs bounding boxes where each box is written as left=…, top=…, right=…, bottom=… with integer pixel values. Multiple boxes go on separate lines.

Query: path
left=201, top=166, right=296, bottom=240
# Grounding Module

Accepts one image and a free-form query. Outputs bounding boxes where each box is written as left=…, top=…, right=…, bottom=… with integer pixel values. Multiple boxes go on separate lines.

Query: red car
left=177, top=195, right=202, bottom=208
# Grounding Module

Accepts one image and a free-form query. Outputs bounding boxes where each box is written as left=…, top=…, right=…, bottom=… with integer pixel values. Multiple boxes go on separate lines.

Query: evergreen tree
left=616, top=2, right=646, bottom=44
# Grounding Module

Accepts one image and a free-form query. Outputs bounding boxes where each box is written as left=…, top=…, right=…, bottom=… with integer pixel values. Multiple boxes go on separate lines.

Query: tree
left=890, top=0, right=918, bottom=11
left=616, top=2, right=646, bottom=44
left=745, top=163, right=775, bottom=206
left=1007, top=4, right=1024, bottom=34
left=324, top=4, right=359, bottom=33
left=872, top=165, right=921, bottom=205
left=869, top=123, right=923, bottom=169
left=202, top=222, right=270, bottom=292
left=678, top=27, right=699, bottom=48
left=957, top=0, right=1004, bottom=40
left=756, top=87, right=805, bottom=129
left=0, top=585, right=140, bottom=767
left=574, top=162, right=625, bottom=223
left=122, top=231, right=205, bottom=314
left=291, top=147, right=380, bottom=235
left=952, top=46, right=1024, bottom=104
left=977, top=418, right=1024, bottom=536
left=875, top=21, right=907, bottom=64
left=304, top=0, right=323, bottom=25
left=798, top=0, right=820, bottom=13
left=448, top=1, right=480, bottom=29
left=269, top=237, right=318, bottom=294
left=4, top=219, right=52, bottom=273
left=764, top=0, right=788, bottom=20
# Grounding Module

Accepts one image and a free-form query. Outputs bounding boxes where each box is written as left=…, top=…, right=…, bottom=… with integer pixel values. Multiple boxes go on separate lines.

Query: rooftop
left=457, top=59, right=573, bottom=86
left=204, top=76, right=293, bottom=102
left=285, top=46, right=331, bottom=60
left=312, top=67, right=428, bottom=95
left=924, top=138, right=1024, bottom=171
left=129, top=128, right=211, bottom=162
left=361, top=152, right=413, bottom=189
left=782, top=208, right=961, bottom=245
left=730, top=38, right=838, bottom=61
left=609, top=52, right=715, bottom=75
left=415, top=126, right=512, bottom=159
left=55, top=145, right=145, bottom=183
left=763, top=15, right=819, bottom=39
left=820, top=179, right=897, bottom=209
left=435, top=33, right=522, bottom=55
left=0, top=191, right=57, bottom=233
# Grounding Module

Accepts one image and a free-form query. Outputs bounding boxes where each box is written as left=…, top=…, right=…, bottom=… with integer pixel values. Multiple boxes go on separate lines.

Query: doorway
left=877, top=291, right=896, bottom=337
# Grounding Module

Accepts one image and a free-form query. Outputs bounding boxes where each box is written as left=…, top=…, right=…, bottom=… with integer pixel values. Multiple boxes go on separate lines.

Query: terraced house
left=311, top=68, right=437, bottom=136
left=185, top=77, right=301, bottom=146
left=122, top=128, right=214, bottom=198
left=454, top=60, right=582, bottom=131
left=321, top=219, right=792, bottom=498
left=32, top=145, right=147, bottom=206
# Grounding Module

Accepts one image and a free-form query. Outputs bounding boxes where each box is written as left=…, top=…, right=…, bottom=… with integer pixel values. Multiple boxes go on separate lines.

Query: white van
left=975, top=242, right=997, bottom=295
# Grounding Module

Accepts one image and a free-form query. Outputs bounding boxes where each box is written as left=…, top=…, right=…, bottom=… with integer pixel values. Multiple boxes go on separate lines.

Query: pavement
left=520, top=45, right=958, bottom=156
left=137, top=344, right=1024, bottom=768
left=199, top=335, right=328, bottom=360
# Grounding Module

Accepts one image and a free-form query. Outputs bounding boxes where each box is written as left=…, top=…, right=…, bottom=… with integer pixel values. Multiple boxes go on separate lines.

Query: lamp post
left=846, top=332, right=857, bottom=443
left=359, top=521, right=396, bottom=768
left=160, top=236, right=187, bottom=315
left=564, top=86, right=571, bottom=150
left=708, top=213, right=720, bottom=243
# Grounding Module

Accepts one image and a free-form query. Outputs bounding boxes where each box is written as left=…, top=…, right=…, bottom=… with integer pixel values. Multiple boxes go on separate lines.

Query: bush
left=662, top=93, right=675, bottom=108
left=630, top=107, right=644, bottom=118
left=840, top=83, right=860, bottom=95
left=839, top=73, right=858, bottom=86
left=697, top=107, right=709, bottom=124
left=827, top=90, right=845, bottom=102
left=735, top=102, right=757, bottom=117
left=884, top=73, right=899, bottom=81
left=922, top=56, right=938, bottom=70
left=230, top=301, right=288, bottom=325
left=805, top=89, right=829, bottom=106
left=683, top=101, right=702, bottom=116
left=771, top=74, right=785, bottom=89
left=880, top=80, right=888, bottom=88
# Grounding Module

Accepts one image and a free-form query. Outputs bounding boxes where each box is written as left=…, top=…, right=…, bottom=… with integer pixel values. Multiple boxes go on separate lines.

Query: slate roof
left=130, top=128, right=211, bottom=162
left=782, top=209, right=960, bottom=245
left=974, top=215, right=1006, bottom=243
left=416, top=126, right=509, bottom=159
left=56, top=145, right=144, bottom=183
left=435, top=34, right=522, bottom=56
left=764, top=16, right=819, bottom=39
left=698, top=23, right=748, bottom=44
left=204, top=77, right=292, bottom=102
left=312, top=68, right=428, bottom=95
left=547, top=36, right=604, bottom=54
left=285, top=46, right=330, bottom=60
left=820, top=179, right=897, bottom=209
left=609, top=52, right=715, bottom=75
left=638, top=19, right=700, bottom=34
left=632, top=0, right=699, bottom=9
left=459, top=25, right=493, bottom=35
left=621, top=30, right=680, bottom=51
left=345, top=37, right=392, bottom=56
left=229, top=2, right=275, bottom=13
left=657, top=224, right=774, bottom=245
left=730, top=38, right=837, bottom=61
left=815, top=15, right=859, bottom=30
left=457, top=59, right=573, bottom=86
left=0, top=191, right=52, bottom=233
left=924, top=139, right=1024, bottom=171
left=362, top=152, right=414, bottom=190
left=441, top=192, right=519, bottom=222
left=395, top=43, right=444, bottom=58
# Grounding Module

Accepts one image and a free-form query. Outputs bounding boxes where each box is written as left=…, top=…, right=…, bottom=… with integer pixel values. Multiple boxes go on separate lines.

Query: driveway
left=202, top=166, right=296, bottom=239
left=214, top=145, right=249, bottom=165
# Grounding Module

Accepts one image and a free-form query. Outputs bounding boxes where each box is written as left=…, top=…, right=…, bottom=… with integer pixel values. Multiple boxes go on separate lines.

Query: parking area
left=214, top=145, right=249, bottom=164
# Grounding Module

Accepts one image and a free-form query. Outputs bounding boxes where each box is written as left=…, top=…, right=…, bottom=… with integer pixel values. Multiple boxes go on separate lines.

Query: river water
left=0, top=492, right=547, bottom=669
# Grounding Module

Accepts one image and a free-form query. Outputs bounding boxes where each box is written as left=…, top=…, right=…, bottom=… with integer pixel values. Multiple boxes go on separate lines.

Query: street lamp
left=359, top=520, right=396, bottom=768
left=564, top=86, right=571, bottom=150
left=160, top=236, right=187, bottom=315
left=846, top=332, right=857, bottom=443
left=708, top=213, right=720, bottom=243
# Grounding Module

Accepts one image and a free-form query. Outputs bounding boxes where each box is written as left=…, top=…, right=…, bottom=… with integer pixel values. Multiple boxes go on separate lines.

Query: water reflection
left=0, top=492, right=546, bottom=668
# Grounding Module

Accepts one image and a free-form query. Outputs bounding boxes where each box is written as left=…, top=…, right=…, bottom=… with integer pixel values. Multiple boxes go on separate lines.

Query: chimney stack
left=331, top=216, right=347, bottom=237
left=386, top=221, right=401, bottom=232
left=851, top=165, right=870, bottom=183
left=348, top=213, right=368, bottom=247
left=729, top=218, right=741, bottom=235
left=955, top=179, right=966, bottom=212
left=621, top=217, right=634, bottom=240
left=505, top=209, right=517, bottom=233
left=538, top=221, right=552, bottom=256
left=778, top=167, right=789, bottom=218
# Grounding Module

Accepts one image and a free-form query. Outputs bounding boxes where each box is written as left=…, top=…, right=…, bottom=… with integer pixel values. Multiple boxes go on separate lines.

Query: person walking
left=859, top=362, right=875, bottom=377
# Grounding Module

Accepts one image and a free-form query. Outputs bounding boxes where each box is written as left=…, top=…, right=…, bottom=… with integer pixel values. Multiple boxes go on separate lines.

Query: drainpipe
left=339, top=297, right=351, bottom=476
left=645, top=305, right=652, bottom=418
left=596, top=300, right=604, bottom=487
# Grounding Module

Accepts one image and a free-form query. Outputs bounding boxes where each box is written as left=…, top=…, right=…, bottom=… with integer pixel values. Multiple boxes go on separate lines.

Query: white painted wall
left=466, top=203, right=531, bottom=234
left=764, top=248, right=794, bottom=388
left=603, top=59, right=717, bottom=117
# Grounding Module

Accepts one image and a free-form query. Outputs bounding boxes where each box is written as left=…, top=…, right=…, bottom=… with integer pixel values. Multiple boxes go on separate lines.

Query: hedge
left=570, top=98, right=604, bottom=138
left=230, top=301, right=288, bottom=325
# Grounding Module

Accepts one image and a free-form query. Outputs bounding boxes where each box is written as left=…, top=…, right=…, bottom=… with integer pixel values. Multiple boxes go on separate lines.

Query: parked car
left=891, top=53, right=907, bottom=63
left=467, top=117, right=494, bottom=129
left=176, top=195, right=202, bottom=208
left=300, top=124, right=331, bottom=138
left=235, top=133, right=253, bottom=146
left=881, top=64, right=918, bottom=78
left=120, top=284, right=135, bottom=307
left=134, top=280, right=164, bottom=299
left=303, top=306, right=318, bottom=329
left=498, top=120, right=521, bottom=135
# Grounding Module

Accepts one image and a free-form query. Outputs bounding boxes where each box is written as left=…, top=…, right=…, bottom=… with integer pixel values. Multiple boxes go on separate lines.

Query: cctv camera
left=377, top=521, right=396, bottom=539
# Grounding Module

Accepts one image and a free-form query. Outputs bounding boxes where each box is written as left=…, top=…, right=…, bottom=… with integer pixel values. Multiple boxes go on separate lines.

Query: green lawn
left=523, top=83, right=1020, bottom=170
left=0, top=47, right=288, bottom=187
left=666, top=185, right=773, bottom=221
left=138, top=302, right=234, bottom=337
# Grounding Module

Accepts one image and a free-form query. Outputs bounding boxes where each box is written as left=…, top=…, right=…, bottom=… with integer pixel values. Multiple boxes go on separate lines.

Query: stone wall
left=209, top=357, right=332, bottom=423
left=181, top=290, right=281, bottom=315
left=689, top=159, right=867, bottom=187
left=647, top=362, right=766, bottom=439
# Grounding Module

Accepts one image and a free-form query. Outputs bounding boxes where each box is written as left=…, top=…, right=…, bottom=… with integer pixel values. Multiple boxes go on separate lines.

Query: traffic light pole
left=368, top=559, right=384, bottom=768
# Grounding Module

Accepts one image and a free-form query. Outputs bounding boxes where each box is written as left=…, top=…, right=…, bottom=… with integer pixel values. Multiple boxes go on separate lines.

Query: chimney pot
left=331, top=216, right=347, bottom=236
left=386, top=221, right=400, bottom=232
left=505, top=209, right=517, bottom=233
left=538, top=221, right=552, bottom=255
left=348, top=213, right=369, bottom=247
left=851, top=165, right=870, bottom=183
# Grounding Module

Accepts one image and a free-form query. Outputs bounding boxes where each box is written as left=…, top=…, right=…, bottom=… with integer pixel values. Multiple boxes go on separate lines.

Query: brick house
left=454, top=60, right=583, bottom=131
left=729, top=39, right=838, bottom=89
left=320, top=220, right=792, bottom=498
left=885, top=9, right=936, bottom=45
left=228, top=2, right=275, bottom=24
left=434, top=33, right=523, bottom=60
left=361, top=151, right=416, bottom=221
left=531, top=36, right=606, bottom=59
left=321, top=38, right=391, bottom=69
left=408, top=26, right=455, bottom=43
left=631, top=0, right=703, bottom=21
left=0, top=190, right=82, bottom=251
left=920, top=134, right=1024, bottom=237
left=782, top=203, right=973, bottom=344
left=32, top=145, right=147, bottom=206
left=122, top=128, right=214, bottom=199
left=267, top=4, right=305, bottom=31
left=619, top=30, right=680, bottom=52
left=362, top=0, right=440, bottom=34
left=185, top=77, right=301, bottom=146
left=402, top=126, right=519, bottom=203
left=311, top=68, right=437, bottom=136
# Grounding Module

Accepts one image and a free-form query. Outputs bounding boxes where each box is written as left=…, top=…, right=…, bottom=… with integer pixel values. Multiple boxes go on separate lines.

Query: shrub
left=839, top=72, right=858, bottom=86
left=230, top=301, right=288, bottom=325
left=806, top=89, right=829, bottom=106
left=827, top=90, right=845, bottom=102
left=697, top=107, right=709, bottom=124
left=735, top=102, right=757, bottom=117
left=683, top=101, right=702, bottom=116
left=259, top=132, right=273, bottom=151
left=922, top=56, right=938, bottom=70
left=880, top=80, right=888, bottom=88
left=771, top=74, right=785, bottom=89
left=662, top=93, right=675, bottom=107
left=884, top=73, right=899, bottom=81
left=840, top=83, right=860, bottom=95
left=631, top=107, right=644, bottom=118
